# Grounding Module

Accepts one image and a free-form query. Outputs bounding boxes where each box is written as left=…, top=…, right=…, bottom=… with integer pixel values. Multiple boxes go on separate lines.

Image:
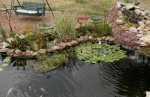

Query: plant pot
left=37, top=22, right=55, bottom=33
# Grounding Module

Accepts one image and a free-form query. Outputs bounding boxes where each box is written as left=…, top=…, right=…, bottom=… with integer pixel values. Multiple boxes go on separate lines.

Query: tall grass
left=54, top=14, right=77, bottom=42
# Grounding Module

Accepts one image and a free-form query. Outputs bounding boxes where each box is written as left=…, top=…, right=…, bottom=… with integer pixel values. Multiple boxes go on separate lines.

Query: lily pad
left=75, top=42, right=126, bottom=63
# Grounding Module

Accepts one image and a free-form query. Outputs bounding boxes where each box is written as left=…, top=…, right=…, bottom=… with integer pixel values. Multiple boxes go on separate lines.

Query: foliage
left=121, top=0, right=134, bottom=3
left=25, top=33, right=46, bottom=51
left=92, top=23, right=112, bottom=36
left=8, top=34, right=27, bottom=51
left=76, top=23, right=93, bottom=36
left=54, top=14, right=77, bottom=42
left=75, top=43, right=126, bottom=63
left=122, top=9, right=143, bottom=24
left=36, top=48, right=75, bottom=72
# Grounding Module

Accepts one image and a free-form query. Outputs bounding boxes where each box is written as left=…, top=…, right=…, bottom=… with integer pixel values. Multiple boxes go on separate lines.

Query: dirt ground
left=0, top=0, right=149, bottom=33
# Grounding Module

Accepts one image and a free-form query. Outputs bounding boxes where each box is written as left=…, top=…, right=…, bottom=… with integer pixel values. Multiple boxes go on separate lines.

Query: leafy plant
left=75, top=43, right=126, bottom=63
left=8, top=34, right=27, bottom=51
left=54, top=14, right=77, bottom=42
left=92, top=23, right=112, bottom=36
left=35, top=48, right=75, bottom=72
left=76, top=23, right=93, bottom=36
left=25, top=33, right=46, bottom=51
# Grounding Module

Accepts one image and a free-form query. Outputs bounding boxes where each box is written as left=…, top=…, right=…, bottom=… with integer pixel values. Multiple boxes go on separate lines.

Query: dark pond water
left=0, top=50, right=150, bottom=97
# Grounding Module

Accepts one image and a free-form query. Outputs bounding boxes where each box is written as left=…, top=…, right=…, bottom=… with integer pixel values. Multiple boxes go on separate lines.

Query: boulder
left=146, top=20, right=150, bottom=25
left=46, top=48, right=52, bottom=53
left=129, top=27, right=138, bottom=33
left=32, top=52, right=38, bottom=56
left=38, top=49, right=46, bottom=54
left=26, top=50, right=33, bottom=55
left=138, top=21, right=145, bottom=28
left=137, top=27, right=143, bottom=31
left=121, top=25, right=129, bottom=31
left=65, top=42, right=72, bottom=47
left=126, top=5, right=134, bottom=10
left=58, top=42, right=66, bottom=48
left=71, top=40, right=78, bottom=45
left=116, top=19, right=124, bottom=25
left=134, top=9, right=141, bottom=15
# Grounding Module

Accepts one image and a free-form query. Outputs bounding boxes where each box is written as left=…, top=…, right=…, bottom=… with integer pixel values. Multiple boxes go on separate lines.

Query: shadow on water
left=0, top=49, right=150, bottom=97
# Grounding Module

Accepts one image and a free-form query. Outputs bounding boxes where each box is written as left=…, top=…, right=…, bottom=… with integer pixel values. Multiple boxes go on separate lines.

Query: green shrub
left=54, top=14, right=77, bottom=42
left=92, top=23, right=112, bottom=36
left=76, top=24, right=93, bottom=36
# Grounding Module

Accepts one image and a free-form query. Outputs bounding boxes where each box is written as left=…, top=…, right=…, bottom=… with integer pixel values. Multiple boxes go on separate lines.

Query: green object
left=75, top=43, right=126, bottom=63
left=36, top=48, right=74, bottom=72
left=54, top=15, right=77, bottom=42
left=14, top=2, right=46, bottom=16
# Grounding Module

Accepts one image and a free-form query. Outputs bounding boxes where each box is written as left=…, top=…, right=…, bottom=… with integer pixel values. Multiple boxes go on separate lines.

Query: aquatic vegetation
left=75, top=43, right=126, bottom=63
left=138, top=47, right=150, bottom=56
left=0, top=57, right=10, bottom=72
left=35, top=48, right=74, bottom=72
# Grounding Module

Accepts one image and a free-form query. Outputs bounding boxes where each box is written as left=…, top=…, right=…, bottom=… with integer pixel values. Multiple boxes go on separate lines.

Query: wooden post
left=45, top=0, right=54, bottom=17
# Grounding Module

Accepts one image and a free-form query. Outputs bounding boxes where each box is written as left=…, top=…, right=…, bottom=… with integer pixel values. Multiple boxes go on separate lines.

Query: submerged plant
left=75, top=43, right=126, bottom=63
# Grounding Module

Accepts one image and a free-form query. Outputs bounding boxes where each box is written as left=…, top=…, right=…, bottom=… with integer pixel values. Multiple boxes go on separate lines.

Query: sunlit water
left=0, top=51, right=150, bottom=97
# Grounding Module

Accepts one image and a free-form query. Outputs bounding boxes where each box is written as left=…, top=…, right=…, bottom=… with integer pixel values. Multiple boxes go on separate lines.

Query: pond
left=0, top=49, right=150, bottom=97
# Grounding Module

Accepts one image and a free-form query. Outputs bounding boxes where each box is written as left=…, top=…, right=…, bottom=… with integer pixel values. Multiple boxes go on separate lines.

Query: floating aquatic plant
left=75, top=43, right=126, bottom=63
left=34, top=48, right=75, bottom=72
left=0, top=57, right=10, bottom=72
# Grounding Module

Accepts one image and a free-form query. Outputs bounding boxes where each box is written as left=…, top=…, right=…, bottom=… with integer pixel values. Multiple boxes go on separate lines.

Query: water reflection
left=0, top=52, right=150, bottom=97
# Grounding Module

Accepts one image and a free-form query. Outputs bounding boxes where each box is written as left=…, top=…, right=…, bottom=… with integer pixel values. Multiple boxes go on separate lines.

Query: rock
left=88, top=36, right=93, bottom=41
left=71, top=40, right=78, bottom=45
left=129, top=27, right=137, bottom=33
left=121, top=25, right=129, bottom=31
left=126, top=5, right=134, bottom=10
left=76, top=37, right=84, bottom=43
left=7, top=49, right=14, bottom=55
left=15, top=49, right=22, bottom=54
left=32, top=52, right=38, bottom=56
left=140, top=42, right=147, bottom=46
left=97, top=37, right=102, bottom=41
left=137, top=27, right=143, bottom=31
left=136, top=34, right=144, bottom=38
left=65, top=42, right=72, bottom=47
left=38, top=49, right=46, bottom=54
left=109, top=38, right=115, bottom=42
left=46, top=48, right=52, bottom=53
left=146, top=20, right=150, bottom=25
left=26, top=50, right=33, bottom=54
left=58, top=42, right=66, bottom=48
left=2, top=42, right=9, bottom=48
left=116, top=19, right=124, bottom=25
left=134, top=9, right=141, bottom=15
left=138, top=21, right=145, bottom=28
